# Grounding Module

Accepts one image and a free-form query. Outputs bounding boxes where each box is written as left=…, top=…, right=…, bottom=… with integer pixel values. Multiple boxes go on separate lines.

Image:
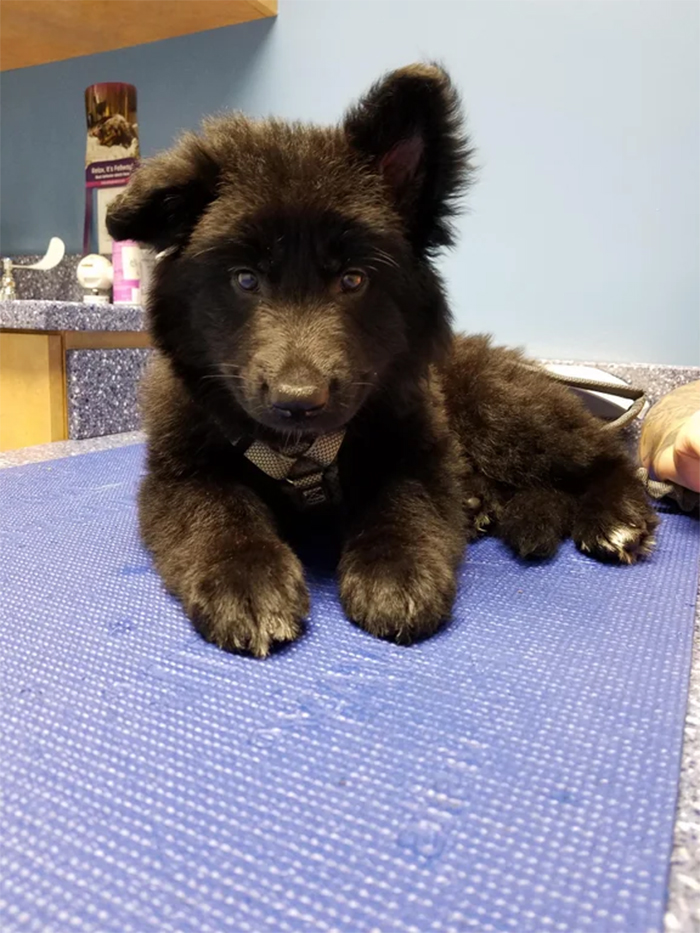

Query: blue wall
left=1, top=1, right=698, bottom=364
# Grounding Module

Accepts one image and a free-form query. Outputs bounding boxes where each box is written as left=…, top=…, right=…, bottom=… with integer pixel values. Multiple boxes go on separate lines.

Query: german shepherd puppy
left=107, top=64, right=657, bottom=657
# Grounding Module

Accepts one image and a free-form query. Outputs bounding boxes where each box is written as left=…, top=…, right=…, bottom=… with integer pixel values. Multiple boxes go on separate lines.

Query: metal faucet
left=0, top=258, right=16, bottom=300
left=0, top=237, right=66, bottom=301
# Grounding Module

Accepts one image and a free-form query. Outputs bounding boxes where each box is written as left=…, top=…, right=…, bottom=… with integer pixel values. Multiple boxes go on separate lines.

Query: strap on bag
left=521, top=364, right=647, bottom=432
left=524, top=363, right=697, bottom=510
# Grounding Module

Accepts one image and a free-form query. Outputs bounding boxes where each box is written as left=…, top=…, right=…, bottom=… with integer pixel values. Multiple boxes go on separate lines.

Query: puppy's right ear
left=106, top=134, right=220, bottom=252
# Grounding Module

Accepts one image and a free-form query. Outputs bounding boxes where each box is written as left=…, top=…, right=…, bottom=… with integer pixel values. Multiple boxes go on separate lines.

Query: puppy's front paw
left=184, top=540, right=310, bottom=657
left=574, top=496, right=658, bottom=565
left=339, top=544, right=457, bottom=644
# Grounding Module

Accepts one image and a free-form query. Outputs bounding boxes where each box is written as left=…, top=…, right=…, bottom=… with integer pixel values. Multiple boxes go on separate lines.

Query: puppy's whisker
left=370, top=249, right=399, bottom=270
left=200, top=374, right=245, bottom=382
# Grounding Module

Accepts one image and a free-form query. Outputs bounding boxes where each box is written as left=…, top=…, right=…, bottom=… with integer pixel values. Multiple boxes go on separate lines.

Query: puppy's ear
left=344, top=64, right=473, bottom=254
left=106, top=133, right=220, bottom=252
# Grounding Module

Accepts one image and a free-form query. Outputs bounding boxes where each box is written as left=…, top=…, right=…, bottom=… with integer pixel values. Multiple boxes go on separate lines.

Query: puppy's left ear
left=344, top=64, right=473, bottom=255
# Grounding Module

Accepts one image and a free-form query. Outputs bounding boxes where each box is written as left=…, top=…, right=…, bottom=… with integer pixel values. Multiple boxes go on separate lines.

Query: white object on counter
left=77, top=254, right=113, bottom=304
left=25, top=237, right=66, bottom=271
left=0, top=236, right=66, bottom=301
left=0, top=237, right=67, bottom=300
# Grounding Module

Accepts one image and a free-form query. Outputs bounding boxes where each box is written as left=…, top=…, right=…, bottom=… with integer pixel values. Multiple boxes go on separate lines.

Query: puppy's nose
left=271, top=382, right=329, bottom=417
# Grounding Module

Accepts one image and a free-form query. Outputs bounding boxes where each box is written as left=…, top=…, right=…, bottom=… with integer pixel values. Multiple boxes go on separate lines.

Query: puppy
left=107, top=64, right=657, bottom=657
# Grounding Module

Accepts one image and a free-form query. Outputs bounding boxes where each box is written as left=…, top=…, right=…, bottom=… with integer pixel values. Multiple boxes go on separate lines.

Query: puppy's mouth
left=252, top=395, right=362, bottom=437
left=226, top=376, right=373, bottom=437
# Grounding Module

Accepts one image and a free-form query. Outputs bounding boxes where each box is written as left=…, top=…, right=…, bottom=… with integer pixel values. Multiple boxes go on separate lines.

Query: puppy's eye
left=339, top=270, right=366, bottom=293
left=234, top=270, right=259, bottom=292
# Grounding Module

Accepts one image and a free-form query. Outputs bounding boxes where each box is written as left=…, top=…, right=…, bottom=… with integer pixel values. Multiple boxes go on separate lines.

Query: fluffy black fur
left=107, top=64, right=657, bottom=657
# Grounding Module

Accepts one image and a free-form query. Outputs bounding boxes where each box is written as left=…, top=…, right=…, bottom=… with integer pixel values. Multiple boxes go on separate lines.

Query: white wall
left=2, top=1, right=698, bottom=363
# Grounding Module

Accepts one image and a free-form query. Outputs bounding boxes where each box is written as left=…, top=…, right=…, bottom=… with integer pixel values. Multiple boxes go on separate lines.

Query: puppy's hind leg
left=460, top=469, right=571, bottom=559
left=496, top=487, right=574, bottom=560
left=572, top=455, right=658, bottom=564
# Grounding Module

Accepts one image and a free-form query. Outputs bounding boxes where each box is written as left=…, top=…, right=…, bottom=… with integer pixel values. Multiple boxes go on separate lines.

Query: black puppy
left=107, top=64, right=657, bottom=657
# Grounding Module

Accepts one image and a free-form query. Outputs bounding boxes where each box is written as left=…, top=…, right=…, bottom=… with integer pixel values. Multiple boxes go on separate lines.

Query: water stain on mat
left=119, top=562, right=151, bottom=576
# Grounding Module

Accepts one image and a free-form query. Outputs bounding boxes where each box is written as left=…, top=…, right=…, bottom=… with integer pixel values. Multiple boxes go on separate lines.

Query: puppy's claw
left=185, top=541, right=309, bottom=656
left=339, top=546, right=456, bottom=645
left=577, top=520, right=656, bottom=564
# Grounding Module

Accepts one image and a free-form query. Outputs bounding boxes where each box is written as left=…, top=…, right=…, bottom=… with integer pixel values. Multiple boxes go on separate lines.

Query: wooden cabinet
left=1, top=0, right=277, bottom=71
left=0, top=328, right=150, bottom=450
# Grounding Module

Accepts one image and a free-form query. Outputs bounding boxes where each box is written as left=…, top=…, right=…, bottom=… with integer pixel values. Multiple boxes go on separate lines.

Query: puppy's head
left=107, top=64, right=473, bottom=436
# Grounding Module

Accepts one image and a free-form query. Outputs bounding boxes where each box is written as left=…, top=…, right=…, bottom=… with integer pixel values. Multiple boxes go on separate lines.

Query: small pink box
left=112, top=240, right=142, bottom=304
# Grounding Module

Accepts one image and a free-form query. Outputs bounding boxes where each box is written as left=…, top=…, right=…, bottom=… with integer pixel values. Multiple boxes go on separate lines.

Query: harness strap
left=235, top=429, right=345, bottom=508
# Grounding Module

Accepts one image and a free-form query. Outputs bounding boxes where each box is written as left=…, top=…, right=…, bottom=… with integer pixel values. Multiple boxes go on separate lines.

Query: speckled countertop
left=0, top=299, right=145, bottom=332
left=1, top=255, right=144, bottom=331
left=0, top=359, right=698, bottom=933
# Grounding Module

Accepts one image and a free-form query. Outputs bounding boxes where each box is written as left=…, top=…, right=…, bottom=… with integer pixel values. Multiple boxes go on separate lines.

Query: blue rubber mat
left=1, top=444, right=698, bottom=933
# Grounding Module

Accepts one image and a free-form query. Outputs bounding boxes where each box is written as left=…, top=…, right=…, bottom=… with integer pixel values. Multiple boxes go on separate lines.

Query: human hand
left=640, top=381, right=700, bottom=493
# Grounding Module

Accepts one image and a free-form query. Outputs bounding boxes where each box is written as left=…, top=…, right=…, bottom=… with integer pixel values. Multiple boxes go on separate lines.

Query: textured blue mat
left=1, top=444, right=698, bottom=933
